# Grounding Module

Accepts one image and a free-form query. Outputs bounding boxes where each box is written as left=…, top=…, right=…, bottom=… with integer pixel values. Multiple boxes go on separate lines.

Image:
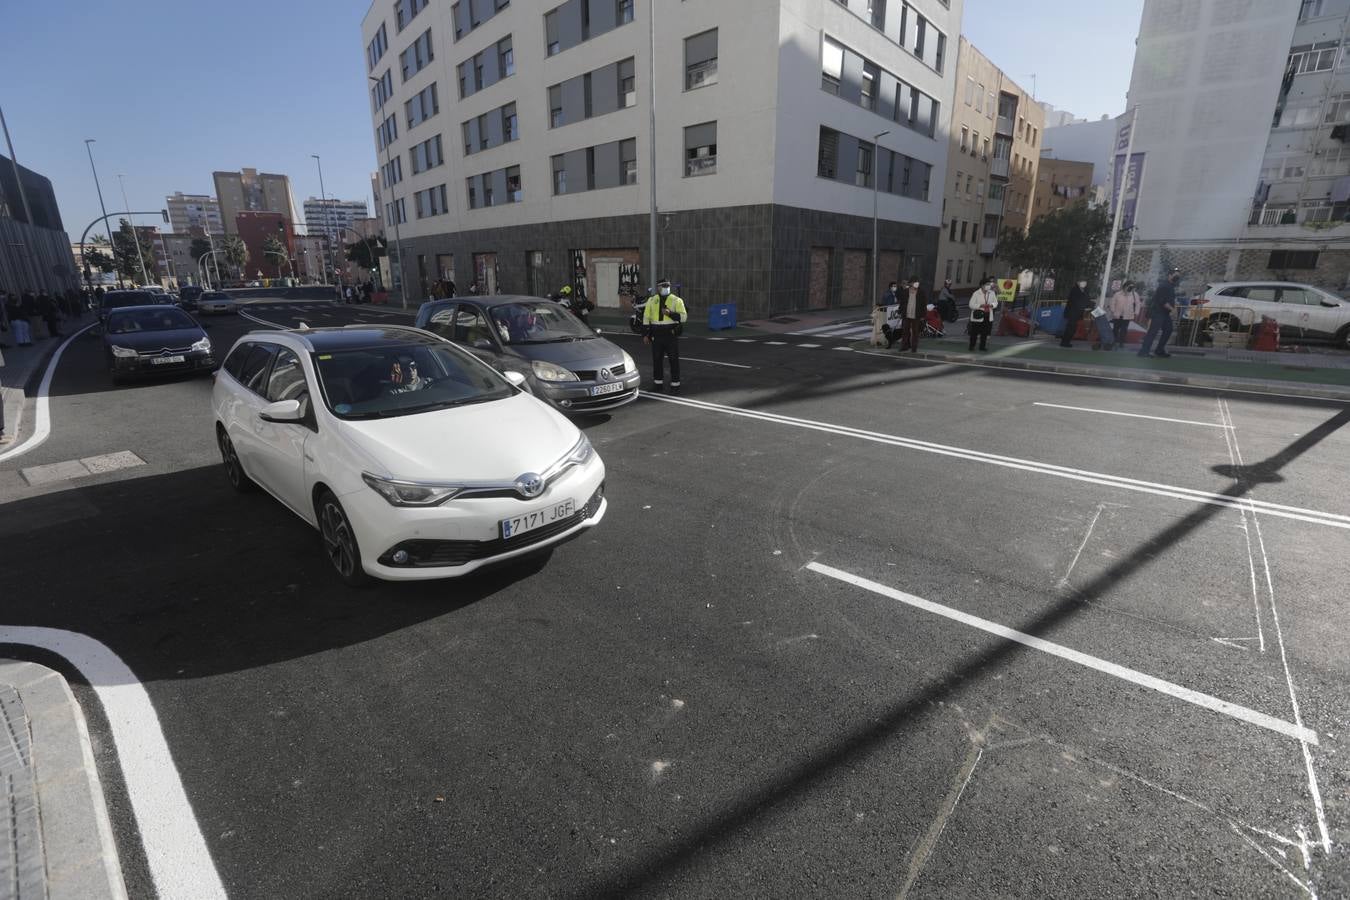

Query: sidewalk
left=2, top=315, right=92, bottom=443
left=858, top=333, right=1350, bottom=400
left=0, top=660, right=126, bottom=900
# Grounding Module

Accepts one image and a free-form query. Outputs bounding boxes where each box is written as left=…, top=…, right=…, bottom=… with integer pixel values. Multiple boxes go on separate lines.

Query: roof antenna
left=297, top=321, right=310, bottom=330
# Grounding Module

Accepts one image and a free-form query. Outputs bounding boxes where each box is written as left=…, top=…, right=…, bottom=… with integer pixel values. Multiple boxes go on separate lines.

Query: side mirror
left=1322, top=299, right=1339, bottom=307
left=503, top=370, right=528, bottom=388
left=259, top=398, right=303, bottom=423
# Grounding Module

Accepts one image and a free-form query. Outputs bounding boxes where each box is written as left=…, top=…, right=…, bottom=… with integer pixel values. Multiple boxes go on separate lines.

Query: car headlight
left=362, top=473, right=461, bottom=507
left=191, top=337, right=212, bottom=352
left=110, top=345, right=137, bottom=358
left=564, top=433, right=595, bottom=467
left=531, top=360, right=579, bottom=382
left=621, top=351, right=636, bottom=373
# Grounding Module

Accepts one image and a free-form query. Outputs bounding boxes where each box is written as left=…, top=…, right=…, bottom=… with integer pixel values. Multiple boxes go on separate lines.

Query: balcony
left=995, top=115, right=1014, bottom=137
left=979, top=237, right=998, bottom=256
left=984, top=193, right=1004, bottom=216
left=989, top=157, right=1009, bottom=179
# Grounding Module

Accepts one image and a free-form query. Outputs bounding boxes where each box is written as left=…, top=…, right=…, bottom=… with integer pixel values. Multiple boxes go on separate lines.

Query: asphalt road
left=1, top=297, right=1347, bottom=898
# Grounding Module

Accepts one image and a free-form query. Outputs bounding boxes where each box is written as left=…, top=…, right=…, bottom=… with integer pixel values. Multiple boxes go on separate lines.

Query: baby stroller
left=923, top=303, right=945, bottom=338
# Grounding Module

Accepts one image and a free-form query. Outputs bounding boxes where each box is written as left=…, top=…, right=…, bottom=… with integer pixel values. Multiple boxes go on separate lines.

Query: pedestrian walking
left=643, top=278, right=687, bottom=393
left=1108, top=280, right=1142, bottom=348
left=968, top=278, right=998, bottom=351
left=38, top=291, right=61, bottom=339
left=891, top=277, right=926, bottom=352
left=16, top=291, right=36, bottom=345
left=6, top=292, right=28, bottom=346
left=1138, top=268, right=1182, bottom=358
left=936, top=279, right=958, bottom=323
left=1060, top=279, right=1092, bottom=348
left=874, top=280, right=897, bottom=348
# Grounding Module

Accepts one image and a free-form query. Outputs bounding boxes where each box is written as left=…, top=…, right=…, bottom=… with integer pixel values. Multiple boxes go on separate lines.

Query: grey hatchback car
left=414, top=295, right=641, bottom=413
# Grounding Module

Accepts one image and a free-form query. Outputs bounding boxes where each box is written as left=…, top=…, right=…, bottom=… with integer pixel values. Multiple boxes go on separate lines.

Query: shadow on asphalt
left=0, top=462, right=549, bottom=685
left=575, top=406, right=1350, bottom=897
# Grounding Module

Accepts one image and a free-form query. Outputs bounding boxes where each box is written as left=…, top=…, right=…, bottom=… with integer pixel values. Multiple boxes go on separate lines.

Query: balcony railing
left=984, top=193, right=1004, bottom=216
left=995, top=115, right=1014, bottom=137
left=979, top=237, right=998, bottom=256
left=989, top=157, right=1009, bottom=179
left=1248, top=202, right=1345, bottom=225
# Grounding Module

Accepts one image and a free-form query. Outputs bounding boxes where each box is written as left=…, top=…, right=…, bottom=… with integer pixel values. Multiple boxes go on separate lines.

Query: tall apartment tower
left=165, top=192, right=224, bottom=235
left=935, top=37, right=1042, bottom=293
left=1122, top=0, right=1350, bottom=292
left=361, top=0, right=963, bottom=314
left=212, top=168, right=299, bottom=235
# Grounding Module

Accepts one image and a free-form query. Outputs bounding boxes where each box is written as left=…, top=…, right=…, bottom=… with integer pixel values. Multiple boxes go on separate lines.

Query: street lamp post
left=84, top=139, right=119, bottom=287
left=116, top=174, right=151, bottom=287
left=370, top=75, right=407, bottom=309
left=871, top=130, right=891, bottom=308
left=312, top=154, right=333, bottom=288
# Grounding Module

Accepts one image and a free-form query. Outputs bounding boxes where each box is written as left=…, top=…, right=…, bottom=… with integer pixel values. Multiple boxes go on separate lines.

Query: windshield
left=313, top=343, right=515, bottom=420
left=203, top=292, right=229, bottom=300
left=107, top=308, right=198, bottom=334
left=489, top=301, right=597, bottom=345
left=104, top=292, right=156, bottom=309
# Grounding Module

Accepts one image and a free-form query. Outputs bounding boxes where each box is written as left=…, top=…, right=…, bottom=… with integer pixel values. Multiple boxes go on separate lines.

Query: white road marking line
left=806, top=562, right=1319, bottom=745
left=787, top=319, right=870, bottom=335
left=1059, top=503, right=1106, bottom=589
left=682, top=357, right=752, bottom=369
left=797, top=343, right=822, bottom=348
left=0, top=322, right=98, bottom=464
left=641, top=394, right=1350, bottom=530
left=1218, top=400, right=1267, bottom=654
left=0, top=626, right=228, bottom=899
left=239, top=310, right=288, bottom=330
left=832, top=346, right=855, bottom=352
left=764, top=341, right=787, bottom=346
left=853, top=349, right=1350, bottom=404
left=733, top=338, right=756, bottom=343
left=1218, top=398, right=1331, bottom=853
left=1033, top=401, right=1235, bottom=429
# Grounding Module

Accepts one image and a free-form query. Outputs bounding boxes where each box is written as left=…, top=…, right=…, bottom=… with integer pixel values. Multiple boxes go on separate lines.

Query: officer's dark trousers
left=651, top=328, right=680, bottom=385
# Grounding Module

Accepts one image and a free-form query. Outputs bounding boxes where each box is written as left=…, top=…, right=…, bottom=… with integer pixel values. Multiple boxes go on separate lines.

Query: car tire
left=1337, top=324, right=1350, bottom=351
left=316, top=490, right=372, bottom=587
left=217, top=428, right=255, bottom=493
left=1204, top=312, right=1241, bottom=335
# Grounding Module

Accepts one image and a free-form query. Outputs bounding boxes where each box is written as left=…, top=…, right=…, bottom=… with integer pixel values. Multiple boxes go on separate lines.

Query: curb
left=0, top=660, right=127, bottom=900
left=860, top=344, right=1350, bottom=401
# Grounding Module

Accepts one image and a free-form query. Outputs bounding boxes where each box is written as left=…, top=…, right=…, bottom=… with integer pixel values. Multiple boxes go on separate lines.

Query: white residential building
left=165, top=192, right=224, bottom=235
left=303, top=197, right=371, bottom=241
left=360, top=0, right=963, bottom=315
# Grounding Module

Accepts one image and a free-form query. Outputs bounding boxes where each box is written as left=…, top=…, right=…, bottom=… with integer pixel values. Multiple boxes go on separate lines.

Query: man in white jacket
left=968, top=278, right=998, bottom=351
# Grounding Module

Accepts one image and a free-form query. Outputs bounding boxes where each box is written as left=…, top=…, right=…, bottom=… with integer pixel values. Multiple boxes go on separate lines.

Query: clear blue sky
left=3, top=0, right=377, bottom=241
left=962, top=0, right=1144, bottom=120
left=6, top=0, right=1143, bottom=241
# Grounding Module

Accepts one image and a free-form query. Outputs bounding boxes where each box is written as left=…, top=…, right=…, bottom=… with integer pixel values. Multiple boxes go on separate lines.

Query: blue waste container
left=1035, top=304, right=1066, bottom=336
left=708, top=303, right=737, bottom=330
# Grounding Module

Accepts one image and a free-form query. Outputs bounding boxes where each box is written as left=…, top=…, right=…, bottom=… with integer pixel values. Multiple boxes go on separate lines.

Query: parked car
left=99, top=289, right=170, bottom=326
left=414, top=296, right=641, bottom=413
left=212, top=325, right=607, bottom=584
left=179, top=285, right=204, bottom=310
left=1194, top=281, right=1350, bottom=348
left=104, top=305, right=215, bottom=383
left=198, top=291, right=236, bottom=315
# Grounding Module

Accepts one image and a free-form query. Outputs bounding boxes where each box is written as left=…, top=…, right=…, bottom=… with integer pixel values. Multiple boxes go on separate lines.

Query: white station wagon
left=212, top=325, right=607, bottom=584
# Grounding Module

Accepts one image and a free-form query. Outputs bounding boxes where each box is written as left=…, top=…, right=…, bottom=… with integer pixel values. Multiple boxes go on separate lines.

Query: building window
left=867, top=0, right=886, bottom=30
left=818, top=127, right=839, bottom=178
left=545, top=9, right=561, bottom=55
left=620, top=58, right=636, bottom=107
left=959, top=221, right=968, bottom=242
left=371, top=69, right=394, bottom=112
left=502, top=102, right=518, bottom=141
left=684, top=122, right=717, bottom=177
left=1269, top=250, right=1319, bottom=269
left=378, top=114, right=399, bottom=149
left=467, top=180, right=478, bottom=209
left=621, top=138, right=637, bottom=184
left=983, top=137, right=990, bottom=159
left=960, top=126, right=969, bottom=151
left=552, top=155, right=567, bottom=194
left=506, top=166, right=522, bottom=203
left=965, top=77, right=975, bottom=106
left=860, top=62, right=878, bottom=110
left=411, top=135, right=443, bottom=174
left=971, top=130, right=980, bottom=155
left=935, top=34, right=946, bottom=73
left=856, top=143, right=873, bottom=187
left=385, top=197, right=406, bottom=225
left=618, top=0, right=634, bottom=24
left=367, top=23, right=389, bottom=71
left=685, top=29, right=719, bottom=90
left=1300, top=0, right=1325, bottom=21
left=975, top=84, right=985, bottom=114
left=954, top=169, right=962, bottom=193
left=400, top=28, right=434, bottom=82
left=544, top=0, right=633, bottom=57
left=498, top=36, right=514, bottom=77
left=949, top=219, right=957, bottom=241
left=1288, top=41, right=1339, bottom=75
left=382, top=156, right=403, bottom=187
left=914, top=16, right=926, bottom=59
left=549, top=85, right=564, bottom=127
left=822, top=38, right=843, bottom=94
left=405, top=82, right=439, bottom=129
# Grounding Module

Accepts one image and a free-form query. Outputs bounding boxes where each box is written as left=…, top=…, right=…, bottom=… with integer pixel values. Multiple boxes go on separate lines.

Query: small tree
left=999, top=202, right=1114, bottom=298
left=83, top=247, right=116, bottom=281
left=345, top=235, right=386, bottom=270
left=112, top=219, right=158, bottom=283
left=189, top=237, right=213, bottom=261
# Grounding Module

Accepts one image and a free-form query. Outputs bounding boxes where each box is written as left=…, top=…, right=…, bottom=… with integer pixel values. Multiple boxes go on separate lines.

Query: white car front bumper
left=340, top=455, right=607, bottom=581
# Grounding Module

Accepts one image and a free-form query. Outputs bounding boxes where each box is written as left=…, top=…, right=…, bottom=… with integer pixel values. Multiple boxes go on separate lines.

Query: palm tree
left=220, top=235, right=247, bottom=280
left=262, top=235, right=292, bottom=278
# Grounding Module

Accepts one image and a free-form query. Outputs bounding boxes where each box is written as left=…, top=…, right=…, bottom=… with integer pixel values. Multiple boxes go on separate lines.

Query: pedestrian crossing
left=786, top=318, right=874, bottom=341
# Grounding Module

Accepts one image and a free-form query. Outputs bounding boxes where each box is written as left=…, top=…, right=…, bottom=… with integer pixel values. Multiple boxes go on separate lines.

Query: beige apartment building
left=936, top=37, right=1043, bottom=294
left=212, top=168, right=298, bottom=234
left=1030, top=157, right=1095, bottom=225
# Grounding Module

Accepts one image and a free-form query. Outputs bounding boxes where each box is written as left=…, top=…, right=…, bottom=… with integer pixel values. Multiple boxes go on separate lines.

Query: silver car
left=1196, top=281, right=1350, bottom=348
left=415, top=296, right=641, bottom=413
left=198, top=291, right=236, bottom=315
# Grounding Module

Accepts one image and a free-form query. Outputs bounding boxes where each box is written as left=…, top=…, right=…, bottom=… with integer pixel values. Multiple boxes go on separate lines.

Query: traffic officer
left=643, top=278, right=687, bottom=393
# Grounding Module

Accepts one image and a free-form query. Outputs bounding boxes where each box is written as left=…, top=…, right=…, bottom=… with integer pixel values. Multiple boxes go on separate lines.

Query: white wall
left=1124, top=0, right=1296, bottom=242
left=1041, top=118, right=1117, bottom=186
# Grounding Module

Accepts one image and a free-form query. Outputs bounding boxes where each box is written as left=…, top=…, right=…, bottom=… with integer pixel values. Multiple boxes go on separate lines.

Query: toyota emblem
left=515, top=473, right=545, bottom=498
left=599, top=367, right=612, bottom=382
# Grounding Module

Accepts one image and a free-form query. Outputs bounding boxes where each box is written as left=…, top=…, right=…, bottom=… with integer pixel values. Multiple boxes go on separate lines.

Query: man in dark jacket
left=38, top=291, right=61, bottom=339
left=890, top=278, right=927, bottom=352
left=1060, top=279, right=1092, bottom=348
left=1138, top=268, right=1182, bottom=358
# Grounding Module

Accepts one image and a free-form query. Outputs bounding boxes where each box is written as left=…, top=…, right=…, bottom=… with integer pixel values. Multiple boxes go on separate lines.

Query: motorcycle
left=628, top=292, right=649, bottom=334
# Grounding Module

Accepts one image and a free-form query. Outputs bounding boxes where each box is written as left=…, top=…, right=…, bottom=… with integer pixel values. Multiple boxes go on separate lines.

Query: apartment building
left=303, top=197, right=371, bottom=240
left=1030, top=157, right=1095, bottom=224
left=360, top=0, right=962, bottom=316
left=1122, top=0, right=1350, bottom=294
left=165, top=192, right=224, bottom=235
left=934, top=37, right=1041, bottom=294
left=213, top=168, right=299, bottom=235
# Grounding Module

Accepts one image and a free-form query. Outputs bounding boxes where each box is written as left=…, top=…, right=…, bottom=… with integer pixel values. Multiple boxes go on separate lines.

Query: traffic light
left=161, top=209, right=169, bottom=224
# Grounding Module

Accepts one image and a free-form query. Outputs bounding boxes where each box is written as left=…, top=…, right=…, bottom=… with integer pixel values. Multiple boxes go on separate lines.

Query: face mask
left=659, top=287, right=670, bottom=297
left=889, top=285, right=897, bottom=293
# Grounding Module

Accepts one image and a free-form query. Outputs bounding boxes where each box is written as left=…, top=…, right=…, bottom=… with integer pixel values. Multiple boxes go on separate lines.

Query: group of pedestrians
left=0, top=285, right=88, bottom=446
left=1058, top=268, right=1182, bottom=356
left=875, top=276, right=999, bottom=353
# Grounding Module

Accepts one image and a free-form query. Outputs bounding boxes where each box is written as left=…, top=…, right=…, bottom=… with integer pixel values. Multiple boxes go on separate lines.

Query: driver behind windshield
left=387, top=355, right=428, bottom=393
